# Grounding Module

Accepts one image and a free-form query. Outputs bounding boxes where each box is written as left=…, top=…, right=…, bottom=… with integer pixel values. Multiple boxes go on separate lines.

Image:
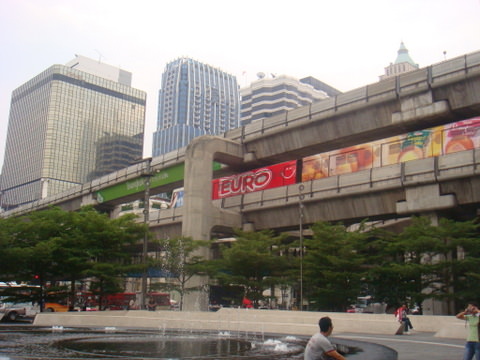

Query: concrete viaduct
left=4, top=50, right=480, bottom=238
left=3, top=50, right=480, bottom=311
left=2, top=51, right=480, bottom=306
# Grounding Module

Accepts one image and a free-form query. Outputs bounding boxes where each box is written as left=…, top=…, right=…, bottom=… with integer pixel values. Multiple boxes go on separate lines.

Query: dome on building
left=394, top=42, right=418, bottom=67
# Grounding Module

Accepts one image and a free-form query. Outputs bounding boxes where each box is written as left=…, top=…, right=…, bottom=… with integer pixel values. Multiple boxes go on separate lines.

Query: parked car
left=0, top=301, right=29, bottom=321
left=411, top=305, right=422, bottom=315
left=43, top=302, right=70, bottom=312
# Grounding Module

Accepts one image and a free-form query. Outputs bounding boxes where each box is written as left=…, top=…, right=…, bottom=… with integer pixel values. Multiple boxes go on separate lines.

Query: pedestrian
left=456, top=302, right=480, bottom=360
left=147, top=297, right=156, bottom=311
left=395, top=304, right=413, bottom=334
left=304, top=316, right=346, bottom=360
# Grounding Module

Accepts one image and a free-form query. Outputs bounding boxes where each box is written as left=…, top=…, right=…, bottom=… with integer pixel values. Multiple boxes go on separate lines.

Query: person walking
left=395, top=304, right=413, bottom=334
left=304, top=316, right=345, bottom=360
left=456, top=302, right=480, bottom=360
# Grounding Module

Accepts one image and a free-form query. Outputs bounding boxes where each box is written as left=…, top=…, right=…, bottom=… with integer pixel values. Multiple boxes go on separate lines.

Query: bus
left=75, top=291, right=171, bottom=311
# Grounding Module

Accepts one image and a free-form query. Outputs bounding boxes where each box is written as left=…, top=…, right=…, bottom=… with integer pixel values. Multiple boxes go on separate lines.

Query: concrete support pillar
left=182, top=135, right=244, bottom=311
left=242, top=222, right=256, bottom=232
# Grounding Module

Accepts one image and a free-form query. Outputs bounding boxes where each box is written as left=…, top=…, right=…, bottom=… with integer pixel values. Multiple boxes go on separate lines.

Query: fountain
left=0, top=324, right=399, bottom=359
left=0, top=327, right=308, bottom=359
left=3, top=309, right=398, bottom=359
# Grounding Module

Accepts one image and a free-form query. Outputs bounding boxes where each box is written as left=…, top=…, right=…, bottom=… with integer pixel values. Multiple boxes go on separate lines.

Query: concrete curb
left=33, top=308, right=466, bottom=339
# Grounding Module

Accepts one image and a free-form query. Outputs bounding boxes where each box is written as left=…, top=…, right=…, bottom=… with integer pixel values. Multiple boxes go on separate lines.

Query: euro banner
left=212, top=160, right=297, bottom=200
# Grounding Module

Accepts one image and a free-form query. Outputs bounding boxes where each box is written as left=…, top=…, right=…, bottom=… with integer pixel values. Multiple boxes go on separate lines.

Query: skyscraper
left=0, top=55, right=146, bottom=210
left=240, top=74, right=333, bottom=126
left=152, top=58, right=240, bottom=157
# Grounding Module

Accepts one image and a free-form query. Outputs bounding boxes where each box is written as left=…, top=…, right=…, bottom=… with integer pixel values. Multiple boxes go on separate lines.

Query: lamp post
left=141, top=157, right=152, bottom=310
left=298, top=184, right=305, bottom=311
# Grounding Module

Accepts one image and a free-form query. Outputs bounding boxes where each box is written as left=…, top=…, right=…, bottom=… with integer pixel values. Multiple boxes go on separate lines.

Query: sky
left=0, top=0, right=479, bottom=168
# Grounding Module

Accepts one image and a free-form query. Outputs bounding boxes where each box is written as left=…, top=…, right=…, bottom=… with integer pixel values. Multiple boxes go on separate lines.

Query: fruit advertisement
left=302, top=117, right=480, bottom=181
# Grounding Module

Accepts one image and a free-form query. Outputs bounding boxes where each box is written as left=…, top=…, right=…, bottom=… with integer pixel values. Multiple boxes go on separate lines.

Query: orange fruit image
left=398, top=146, right=424, bottom=162
left=445, top=136, right=474, bottom=154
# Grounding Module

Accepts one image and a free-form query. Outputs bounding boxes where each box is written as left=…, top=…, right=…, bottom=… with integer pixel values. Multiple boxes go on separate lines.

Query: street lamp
left=141, top=157, right=152, bottom=310
left=298, top=184, right=305, bottom=311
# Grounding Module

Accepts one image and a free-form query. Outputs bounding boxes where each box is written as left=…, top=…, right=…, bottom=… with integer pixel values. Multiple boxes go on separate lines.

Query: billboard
left=212, top=160, right=297, bottom=200
left=96, top=163, right=184, bottom=203
left=302, top=117, right=480, bottom=181
left=95, top=162, right=223, bottom=203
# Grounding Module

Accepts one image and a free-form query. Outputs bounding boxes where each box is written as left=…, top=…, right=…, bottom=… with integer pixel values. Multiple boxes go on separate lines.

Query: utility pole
left=141, top=157, right=152, bottom=310
left=298, top=184, right=305, bottom=311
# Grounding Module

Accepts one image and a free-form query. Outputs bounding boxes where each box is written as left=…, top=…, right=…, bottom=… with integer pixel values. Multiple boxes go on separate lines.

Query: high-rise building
left=380, top=42, right=419, bottom=80
left=0, top=56, right=146, bottom=210
left=240, top=74, right=334, bottom=126
left=66, top=54, right=133, bottom=86
left=299, top=76, right=342, bottom=98
left=152, top=58, right=240, bottom=157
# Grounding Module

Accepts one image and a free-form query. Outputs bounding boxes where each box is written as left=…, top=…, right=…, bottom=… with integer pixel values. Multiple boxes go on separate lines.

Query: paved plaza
left=338, top=331, right=465, bottom=360
left=2, top=309, right=470, bottom=360
left=0, top=322, right=468, bottom=359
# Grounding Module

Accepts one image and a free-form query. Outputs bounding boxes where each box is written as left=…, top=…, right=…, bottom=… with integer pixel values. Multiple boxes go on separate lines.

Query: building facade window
left=152, top=58, right=240, bottom=157
left=0, top=58, right=146, bottom=209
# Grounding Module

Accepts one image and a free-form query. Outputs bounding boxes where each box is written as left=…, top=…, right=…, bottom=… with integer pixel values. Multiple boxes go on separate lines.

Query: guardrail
left=3, top=147, right=188, bottom=217
left=220, top=149, right=480, bottom=212
left=3, top=51, right=480, bottom=218
left=225, top=50, right=480, bottom=143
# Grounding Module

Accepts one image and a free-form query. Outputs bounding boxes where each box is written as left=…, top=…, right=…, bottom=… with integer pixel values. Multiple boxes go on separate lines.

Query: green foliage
left=303, top=222, right=369, bottom=311
left=150, top=236, right=210, bottom=310
left=207, top=229, right=294, bottom=308
left=2, top=203, right=478, bottom=315
left=0, top=206, right=146, bottom=310
left=378, top=217, right=480, bottom=311
left=301, top=217, right=480, bottom=314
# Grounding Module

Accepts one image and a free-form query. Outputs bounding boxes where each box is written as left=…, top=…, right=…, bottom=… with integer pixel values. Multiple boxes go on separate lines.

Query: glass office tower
left=152, top=58, right=240, bottom=157
left=0, top=56, right=146, bottom=210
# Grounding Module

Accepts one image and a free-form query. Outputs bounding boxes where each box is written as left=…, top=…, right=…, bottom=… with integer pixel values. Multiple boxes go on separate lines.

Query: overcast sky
left=1, top=0, right=479, bottom=167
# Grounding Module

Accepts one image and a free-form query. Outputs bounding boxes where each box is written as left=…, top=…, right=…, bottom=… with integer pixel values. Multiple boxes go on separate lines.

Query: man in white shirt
left=304, top=316, right=346, bottom=360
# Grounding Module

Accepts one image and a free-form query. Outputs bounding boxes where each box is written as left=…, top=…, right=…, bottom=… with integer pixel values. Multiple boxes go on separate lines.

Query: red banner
left=212, top=160, right=297, bottom=200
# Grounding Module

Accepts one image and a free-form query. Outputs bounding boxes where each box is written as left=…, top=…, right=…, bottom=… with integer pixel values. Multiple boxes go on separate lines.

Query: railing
left=219, top=149, right=480, bottom=213
left=3, top=50, right=480, bottom=218
left=225, top=50, right=480, bottom=143
left=3, top=147, right=188, bottom=217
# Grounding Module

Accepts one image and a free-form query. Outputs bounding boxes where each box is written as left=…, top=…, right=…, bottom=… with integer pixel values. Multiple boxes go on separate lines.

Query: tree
left=357, top=225, right=425, bottom=309
left=409, top=217, right=480, bottom=313
left=0, top=216, right=28, bottom=280
left=451, top=221, right=480, bottom=307
left=303, top=221, right=369, bottom=311
left=207, top=229, right=293, bottom=308
left=80, top=208, right=146, bottom=309
left=151, top=236, right=210, bottom=311
left=362, top=216, right=480, bottom=314
left=0, top=206, right=146, bottom=310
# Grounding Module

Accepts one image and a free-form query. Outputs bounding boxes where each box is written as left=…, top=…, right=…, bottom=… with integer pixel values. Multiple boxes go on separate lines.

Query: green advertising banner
left=95, top=162, right=223, bottom=203
left=96, top=163, right=184, bottom=203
